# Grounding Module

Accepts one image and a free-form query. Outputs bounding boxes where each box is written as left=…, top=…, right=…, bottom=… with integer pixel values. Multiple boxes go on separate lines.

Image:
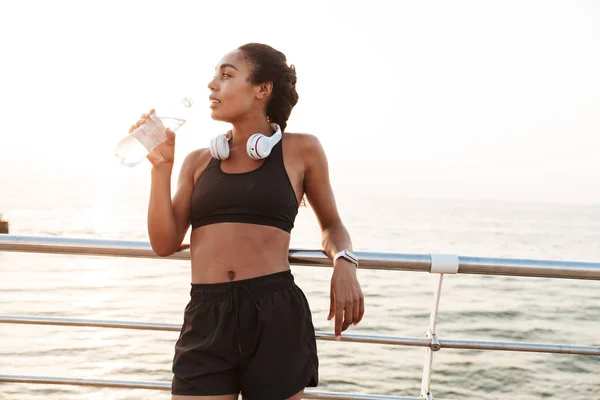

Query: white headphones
left=209, top=123, right=282, bottom=160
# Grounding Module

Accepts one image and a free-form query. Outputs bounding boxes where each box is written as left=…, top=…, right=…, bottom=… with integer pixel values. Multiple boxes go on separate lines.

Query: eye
left=221, top=72, right=231, bottom=78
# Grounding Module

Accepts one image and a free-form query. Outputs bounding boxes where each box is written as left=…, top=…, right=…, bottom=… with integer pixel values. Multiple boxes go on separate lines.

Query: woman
left=131, top=43, right=364, bottom=400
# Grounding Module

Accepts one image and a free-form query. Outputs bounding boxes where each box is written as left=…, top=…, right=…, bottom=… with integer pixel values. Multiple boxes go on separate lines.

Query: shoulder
left=180, top=147, right=212, bottom=171
left=183, top=147, right=211, bottom=165
left=179, top=148, right=213, bottom=183
left=284, top=132, right=321, bottom=147
left=283, top=132, right=326, bottom=160
left=283, top=132, right=328, bottom=178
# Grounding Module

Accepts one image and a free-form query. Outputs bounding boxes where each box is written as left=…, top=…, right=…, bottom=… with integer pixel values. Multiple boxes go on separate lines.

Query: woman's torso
left=188, top=134, right=305, bottom=284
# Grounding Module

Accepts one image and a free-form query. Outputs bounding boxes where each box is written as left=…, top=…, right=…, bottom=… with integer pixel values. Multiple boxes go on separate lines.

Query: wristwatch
left=333, top=249, right=359, bottom=267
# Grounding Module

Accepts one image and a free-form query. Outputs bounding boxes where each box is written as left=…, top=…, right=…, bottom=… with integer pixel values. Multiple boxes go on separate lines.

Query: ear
left=256, top=81, right=273, bottom=100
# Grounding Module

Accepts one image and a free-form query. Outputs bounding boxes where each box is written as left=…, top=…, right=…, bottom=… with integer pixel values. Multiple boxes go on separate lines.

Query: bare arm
left=302, top=134, right=364, bottom=338
left=305, top=155, right=353, bottom=257
left=147, top=150, right=201, bottom=256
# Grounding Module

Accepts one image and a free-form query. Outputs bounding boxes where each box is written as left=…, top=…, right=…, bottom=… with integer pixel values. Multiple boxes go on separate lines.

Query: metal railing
left=1, top=234, right=599, bottom=399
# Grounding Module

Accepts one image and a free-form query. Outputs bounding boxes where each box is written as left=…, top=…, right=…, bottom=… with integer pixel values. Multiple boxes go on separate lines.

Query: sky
left=0, top=0, right=599, bottom=204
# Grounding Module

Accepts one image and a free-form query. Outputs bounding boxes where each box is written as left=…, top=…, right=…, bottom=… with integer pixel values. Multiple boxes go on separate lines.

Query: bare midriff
left=189, top=222, right=291, bottom=283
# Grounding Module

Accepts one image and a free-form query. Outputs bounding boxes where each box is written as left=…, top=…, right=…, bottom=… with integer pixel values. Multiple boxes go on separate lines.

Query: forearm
left=321, top=221, right=353, bottom=261
left=147, top=164, right=178, bottom=256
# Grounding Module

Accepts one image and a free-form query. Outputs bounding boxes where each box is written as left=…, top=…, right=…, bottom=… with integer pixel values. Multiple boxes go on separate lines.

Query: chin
left=210, top=109, right=237, bottom=124
left=210, top=110, right=225, bottom=122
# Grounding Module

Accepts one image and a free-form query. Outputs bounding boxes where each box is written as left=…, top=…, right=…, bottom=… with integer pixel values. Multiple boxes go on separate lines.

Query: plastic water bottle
left=114, top=97, right=193, bottom=167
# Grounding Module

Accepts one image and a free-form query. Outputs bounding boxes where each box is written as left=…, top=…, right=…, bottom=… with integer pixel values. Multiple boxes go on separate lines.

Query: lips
left=209, top=96, right=220, bottom=109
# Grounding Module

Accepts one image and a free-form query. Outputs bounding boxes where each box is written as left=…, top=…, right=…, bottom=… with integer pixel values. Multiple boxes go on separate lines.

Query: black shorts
left=171, top=270, right=319, bottom=399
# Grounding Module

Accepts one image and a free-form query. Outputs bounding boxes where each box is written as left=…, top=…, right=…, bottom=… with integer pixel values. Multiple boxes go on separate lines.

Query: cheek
left=222, top=82, right=254, bottom=112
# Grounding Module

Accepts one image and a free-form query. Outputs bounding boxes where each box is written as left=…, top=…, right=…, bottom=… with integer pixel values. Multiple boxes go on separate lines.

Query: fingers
left=341, top=302, right=354, bottom=332
left=339, top=291, right=365, bottom=337
left=334, top=303, right=343, bottom=339
left=129, top=109, right=155, bottom=134
left=129, top=116, right=148, bottom=133
left=129, top=119, right=145, bottom=134
left=330, top=279, right=366, bottom=340
left=357, top=294, right=365, bottom=324
left=353, top=295, right=361, bottom=325
left=165, top=128, right=176, bottom=143
left=327, top=291, right=335, bottom=321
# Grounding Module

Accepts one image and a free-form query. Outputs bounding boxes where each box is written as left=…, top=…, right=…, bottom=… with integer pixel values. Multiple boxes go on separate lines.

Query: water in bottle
left=114, top=97, right=193, bottom=167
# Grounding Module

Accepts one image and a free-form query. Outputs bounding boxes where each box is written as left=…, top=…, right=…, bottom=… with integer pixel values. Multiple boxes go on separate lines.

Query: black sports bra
left=190, top=140, right=299, bottom=233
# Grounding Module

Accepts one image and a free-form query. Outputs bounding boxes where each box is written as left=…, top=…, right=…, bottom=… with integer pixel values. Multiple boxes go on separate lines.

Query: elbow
left=150, top=238, right=178, bottom=257
left=148, top=225, right=180, bottom=257
left=151, top=245, right=174, bottom=257
left=153, top=247, right=175, bottom=257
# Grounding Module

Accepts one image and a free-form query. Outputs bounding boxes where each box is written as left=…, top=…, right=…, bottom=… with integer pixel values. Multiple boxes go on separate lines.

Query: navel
left=227, top=270, right=235, bottom=281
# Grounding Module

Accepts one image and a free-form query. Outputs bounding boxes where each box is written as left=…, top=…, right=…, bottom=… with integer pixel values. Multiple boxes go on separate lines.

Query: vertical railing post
left=420, top=254, right=459, bottom=399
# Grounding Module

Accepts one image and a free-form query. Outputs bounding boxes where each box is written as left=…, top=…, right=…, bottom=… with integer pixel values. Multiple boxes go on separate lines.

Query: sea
left=0, top=168, right=599, bottom=400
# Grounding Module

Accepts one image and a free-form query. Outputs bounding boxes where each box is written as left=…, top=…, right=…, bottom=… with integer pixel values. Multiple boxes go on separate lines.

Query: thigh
left=172, top=297, right=240, bottom=396
left=285, top=389, right=305, bottom=400
left=239, top=284, right=318, bottom=400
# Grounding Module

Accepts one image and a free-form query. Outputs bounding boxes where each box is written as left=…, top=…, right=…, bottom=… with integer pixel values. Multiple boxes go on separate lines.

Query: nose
left=207, top=76, right=218, bottom=92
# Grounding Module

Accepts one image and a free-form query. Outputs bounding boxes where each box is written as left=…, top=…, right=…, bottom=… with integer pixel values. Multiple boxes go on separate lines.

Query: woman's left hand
left=328, top=260, right=364, bottom=339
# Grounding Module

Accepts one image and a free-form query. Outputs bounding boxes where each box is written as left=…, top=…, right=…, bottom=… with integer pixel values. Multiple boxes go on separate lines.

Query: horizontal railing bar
left=0, top=315, right=181, bottom=332
left=2, top=315, right=599, bottom=356
left=0, top=375, right=418, bottom=400
left=0, top=375, right=169, bottom=390
left=0, top=315, right=428, bottom=347
left=305, top=392, right=420, bottom=400
left=2, top=234, right=600, bottom=280
left=440, top=339, right=600, bottom=355
left=0, top=234, right=193, bottom=261
left=457, top=256, right=600, bottom=280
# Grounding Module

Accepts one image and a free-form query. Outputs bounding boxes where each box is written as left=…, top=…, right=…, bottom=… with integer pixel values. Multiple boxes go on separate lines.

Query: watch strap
left=333, top=249, right=359, bottom=266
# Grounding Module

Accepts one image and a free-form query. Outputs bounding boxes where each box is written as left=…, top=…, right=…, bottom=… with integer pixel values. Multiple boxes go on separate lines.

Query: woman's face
left=207, top=51, right=259, bottom=123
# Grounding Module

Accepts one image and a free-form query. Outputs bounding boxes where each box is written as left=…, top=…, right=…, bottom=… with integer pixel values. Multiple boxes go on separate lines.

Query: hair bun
left=288, top=64, right=297, bottom=86
left=237, top=43, right=299, bottom=133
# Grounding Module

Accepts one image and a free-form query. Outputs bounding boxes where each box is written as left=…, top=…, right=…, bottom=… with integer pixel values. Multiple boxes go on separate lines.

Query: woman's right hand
left=129, top=109, right=176, bottom=169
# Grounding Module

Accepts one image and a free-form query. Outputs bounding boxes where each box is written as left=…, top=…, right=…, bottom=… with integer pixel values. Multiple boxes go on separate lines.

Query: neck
left=228, top=117, right=274, bottom=150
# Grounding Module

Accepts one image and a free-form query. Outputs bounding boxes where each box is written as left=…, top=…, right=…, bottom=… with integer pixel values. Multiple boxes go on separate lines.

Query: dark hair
left=237, top=43, right=298, bottom=132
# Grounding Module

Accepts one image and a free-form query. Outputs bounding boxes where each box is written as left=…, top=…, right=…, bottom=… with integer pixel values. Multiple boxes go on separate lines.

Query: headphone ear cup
left=247, top=133, right=270, bottom=160
left=210, top=134, right=230, bottom=159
